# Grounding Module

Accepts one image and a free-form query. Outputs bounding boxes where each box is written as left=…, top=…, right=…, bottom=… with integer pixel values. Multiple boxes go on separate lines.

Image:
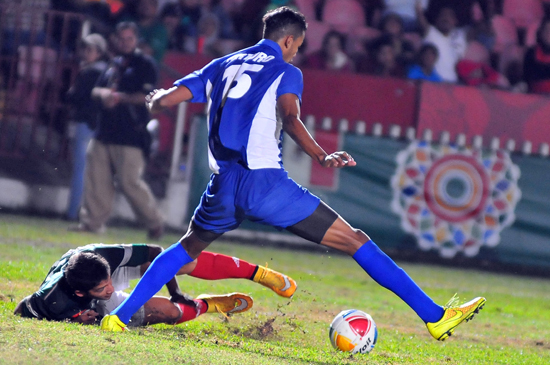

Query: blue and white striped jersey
left=174, top=39, right=303, bottom=173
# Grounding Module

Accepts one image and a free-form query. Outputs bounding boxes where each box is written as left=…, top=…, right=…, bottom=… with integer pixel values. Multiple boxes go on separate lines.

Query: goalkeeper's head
left=65, top=251, right=114, bottom=300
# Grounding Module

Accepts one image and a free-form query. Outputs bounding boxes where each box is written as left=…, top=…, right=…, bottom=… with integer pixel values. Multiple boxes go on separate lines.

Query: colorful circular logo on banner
left=391, top=141, right=521, bottom=258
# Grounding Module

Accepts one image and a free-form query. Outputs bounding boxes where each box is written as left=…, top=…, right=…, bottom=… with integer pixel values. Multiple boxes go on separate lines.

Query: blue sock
left=353, top=240, right=444, bottom=323
left=111, top=242, right=193, bottom=324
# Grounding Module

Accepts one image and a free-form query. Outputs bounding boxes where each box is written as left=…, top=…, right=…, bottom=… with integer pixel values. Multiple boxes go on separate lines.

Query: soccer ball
left=329, top=309, right=378, bottom=354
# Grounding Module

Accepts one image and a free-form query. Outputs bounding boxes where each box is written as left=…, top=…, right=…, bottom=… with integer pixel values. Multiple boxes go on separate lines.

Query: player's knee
left=178, top=259, right=197, bottom=275
left=166, top=304, right=182, bottom=323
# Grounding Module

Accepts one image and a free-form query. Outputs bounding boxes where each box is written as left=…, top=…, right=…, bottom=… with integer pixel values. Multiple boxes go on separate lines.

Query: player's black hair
left=262, top=6, right=307, bottom=41
left=418, top=43, right=439, bottom=59
left=367, top=34, right=394, bottom=55
left=65, top=252, right=110, bottom=292
left=116, top=21, right=139, bottom=36
left=379, top=12, right=404, bottom=33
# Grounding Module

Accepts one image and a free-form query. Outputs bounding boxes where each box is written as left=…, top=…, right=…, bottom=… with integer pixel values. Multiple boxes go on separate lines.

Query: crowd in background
left=3, top=0, right=550, bottom=235
left=4, top=0, right=550, bottom=95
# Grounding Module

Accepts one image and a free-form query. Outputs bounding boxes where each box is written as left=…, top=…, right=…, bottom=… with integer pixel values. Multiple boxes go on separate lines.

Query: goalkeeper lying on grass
left=14, top=243, right=295, bottom=327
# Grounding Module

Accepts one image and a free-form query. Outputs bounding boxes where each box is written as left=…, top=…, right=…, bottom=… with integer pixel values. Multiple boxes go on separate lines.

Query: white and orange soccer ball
left=329, top=309, right=378, bottom=354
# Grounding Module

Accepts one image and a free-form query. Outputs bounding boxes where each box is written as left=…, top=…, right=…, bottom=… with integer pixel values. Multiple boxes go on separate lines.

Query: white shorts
left=95, top=266, right=146, bottom=327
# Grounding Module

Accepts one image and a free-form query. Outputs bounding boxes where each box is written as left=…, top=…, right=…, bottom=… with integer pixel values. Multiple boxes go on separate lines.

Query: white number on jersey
left=221, top=63, right=264, bottom=103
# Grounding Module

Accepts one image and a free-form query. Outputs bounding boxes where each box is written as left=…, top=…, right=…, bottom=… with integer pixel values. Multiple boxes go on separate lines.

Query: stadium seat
left=322, top=0, right=366, bottom=32
left=17, top=45, right=57, bottom=82
left=525, top=21, right=540, bottom=47
left=304, top=20, right=332, bottom=54
left=295, top=0, right=317, bottom=21
left=492, top=15, right=519, bottom=53
left=497, top=44, right=525, bottom=79
left=502, top=0, right=544, bottom=29
left=347, top=26, right=380, bottom=53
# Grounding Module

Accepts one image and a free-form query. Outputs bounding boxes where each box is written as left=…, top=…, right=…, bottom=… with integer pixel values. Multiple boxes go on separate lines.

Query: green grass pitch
left=1, top=214, right=549, bottom=364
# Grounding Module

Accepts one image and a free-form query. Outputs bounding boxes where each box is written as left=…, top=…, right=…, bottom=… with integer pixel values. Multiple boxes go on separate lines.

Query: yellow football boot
left=196, top=293, right=253, bottom=316
left=253, top=265, right=297, bottom=298
left=100, top=314, right=127, bottom=332
left=427, top=295, right=486, bottom=341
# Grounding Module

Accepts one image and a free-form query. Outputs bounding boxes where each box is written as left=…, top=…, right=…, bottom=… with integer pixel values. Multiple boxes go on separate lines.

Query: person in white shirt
left=416, top=2, right=466, bottom=83
left=383, top=0, right=429, bottom=32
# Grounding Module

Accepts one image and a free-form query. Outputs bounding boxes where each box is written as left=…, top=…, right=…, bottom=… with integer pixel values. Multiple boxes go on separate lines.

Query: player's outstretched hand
left=322, top=151, right=356, bottom=168
left=170, top=292, right=198, bottom=308
left=146, top=88, right=170, bottom=114
left=72, top=309, right=99, bottom=325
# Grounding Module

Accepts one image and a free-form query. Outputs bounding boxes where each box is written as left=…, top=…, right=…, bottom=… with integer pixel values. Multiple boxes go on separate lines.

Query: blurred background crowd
left=2, top=0, right=550, bottom=239
left=2, top=0, right=550, bottom=94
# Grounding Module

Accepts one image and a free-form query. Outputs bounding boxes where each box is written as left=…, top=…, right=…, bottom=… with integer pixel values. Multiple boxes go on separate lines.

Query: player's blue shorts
left=192, top=163, right=321, bottom=233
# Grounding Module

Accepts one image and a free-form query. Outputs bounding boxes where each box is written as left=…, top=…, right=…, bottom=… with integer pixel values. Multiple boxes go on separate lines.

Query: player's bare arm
left=91, top=87, right=146, bottom=108
left=277, top=93, right=356, bottom=168
left=146, top=85, right=193, bottom=114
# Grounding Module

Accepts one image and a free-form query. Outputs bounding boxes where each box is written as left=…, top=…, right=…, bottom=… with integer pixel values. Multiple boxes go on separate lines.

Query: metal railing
left=0, top=5, right=84, bottom=160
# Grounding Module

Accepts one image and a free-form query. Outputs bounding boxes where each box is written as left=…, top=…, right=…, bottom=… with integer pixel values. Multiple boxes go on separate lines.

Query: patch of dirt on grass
left=233, top=317, right=278, bottom=340
left=257, top=318, right=275, bottom=337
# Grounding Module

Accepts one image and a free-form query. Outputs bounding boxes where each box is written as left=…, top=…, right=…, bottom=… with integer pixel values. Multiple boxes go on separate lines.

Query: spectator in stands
left=378, top=12, right=416, bottom=67
left=416, top=2, right=466, bottom=83
left=523, top=18, right=550, bottom=94
left=206, top=0, right=240, bottom=40
left=456, top=41, right=509, bottom=88
left=426, top=0, right=495, bottom=52
left=160, top=2, right=195, bottom=52
left=71, top=22, right=164, bottom=239
left=356, top=34, right=406, bottom=77
left=119, top=0, right=169, bottom=62
left=382, top=0, right=428, bottom=32
left=363, top=0, right=385, bottom=27
left=426, top=0, right=493, bottom=28
left=196, top=11, right=223, bottom=57
left=65, top=34, right=109, bottom=222
left=407, top=43, right=442, bottom=82
left=231, top=0, right=271, bottom=45
left=161, top=0, right=241, bottom=54
left=303, top=30, right=353, bottom=72
left=176, top=0, right=204, bottom=41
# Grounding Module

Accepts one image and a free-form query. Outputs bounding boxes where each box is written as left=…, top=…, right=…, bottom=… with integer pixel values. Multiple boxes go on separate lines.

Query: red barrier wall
left=301, top=69, right=417, bottom=130
left=158, top=52, right=418, bottom=150
left=158, top=52, right=550, bottom=154
left=417, top=82, right=550, bottom=152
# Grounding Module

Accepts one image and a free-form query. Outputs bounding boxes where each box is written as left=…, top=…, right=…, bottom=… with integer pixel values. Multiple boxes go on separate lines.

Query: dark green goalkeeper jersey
left=19, top=244, right=149, bottom=321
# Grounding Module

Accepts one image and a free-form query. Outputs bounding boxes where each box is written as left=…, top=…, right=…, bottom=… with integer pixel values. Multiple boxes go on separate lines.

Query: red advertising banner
left=301, top=69, right=417, bottom=130
left=417, top=82, right=550, bottom=152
